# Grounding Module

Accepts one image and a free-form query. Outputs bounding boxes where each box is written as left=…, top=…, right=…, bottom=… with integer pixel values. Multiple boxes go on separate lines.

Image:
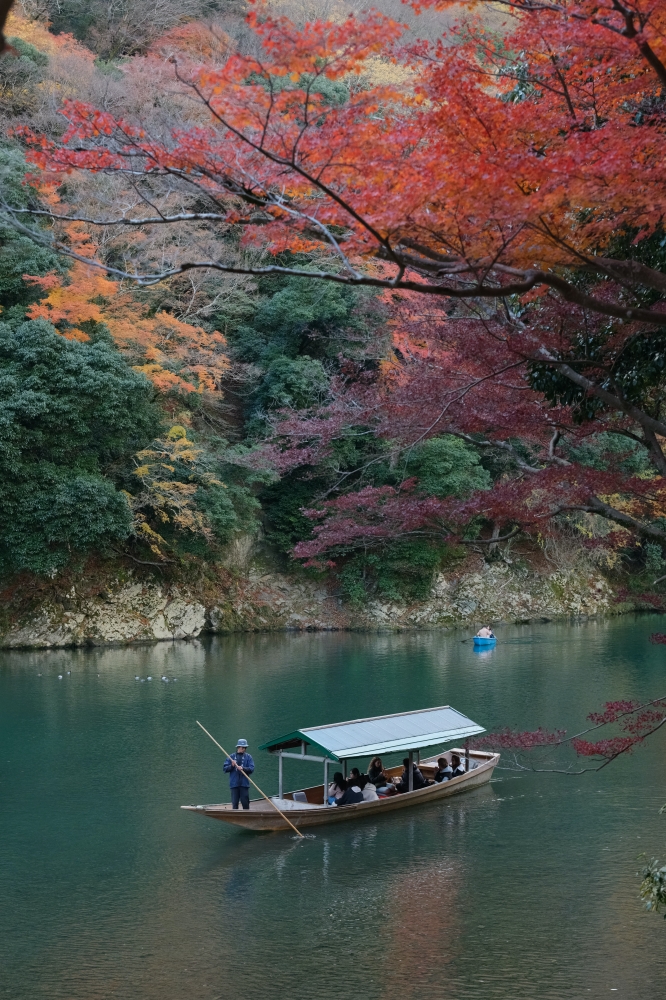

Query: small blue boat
left=473, top=635, right=497, bottom=647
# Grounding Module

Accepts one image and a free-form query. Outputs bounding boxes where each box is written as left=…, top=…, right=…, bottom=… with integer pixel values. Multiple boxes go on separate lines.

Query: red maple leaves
left=472, top=694, right=666, bottom=770
left=11, top=0, right=666, bottom=550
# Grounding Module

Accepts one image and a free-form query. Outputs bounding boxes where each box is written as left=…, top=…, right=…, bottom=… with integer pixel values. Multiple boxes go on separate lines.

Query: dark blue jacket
left=335, top=786, right=364, bottom=806
left=223, top=752, right=255, bottom=788
left=397, top=765, right=427, bottom=793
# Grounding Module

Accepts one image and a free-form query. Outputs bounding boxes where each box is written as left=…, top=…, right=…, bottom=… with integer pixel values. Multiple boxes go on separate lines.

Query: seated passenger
left=359, top=775, right=378, bottom=802
left=368, top=757, right=389, bottom=788
left=368, top=757, right=389, bottom=787
left=397, top=758, right=427, bottom=793
left=433, top=756, right=453, bottom=782
left=349, top=767, right=366, bottom=785
left=328, top=772, right=347, bottom=805
left=450, top=754, right=466, bottom=778
left=335, top=779, right=364, bottom=806
left=475, top=626, right=495, bottom=638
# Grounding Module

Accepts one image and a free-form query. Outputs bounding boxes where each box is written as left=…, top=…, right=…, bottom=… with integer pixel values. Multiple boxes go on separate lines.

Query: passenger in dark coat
left=433, top=757, right=453, bottom=783
left=368, top=757, right=390, bottom=787
left=335, top=782, right=364, bottom=806
left=397, top=758, right=427, bottom=793
left=450, top=753, right=466, bottom=778
left=223, top=738, right=255, bottom=809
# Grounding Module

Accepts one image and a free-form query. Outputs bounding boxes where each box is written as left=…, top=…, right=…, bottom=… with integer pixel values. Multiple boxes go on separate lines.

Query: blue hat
left=236, top=738, right=248, bottom=747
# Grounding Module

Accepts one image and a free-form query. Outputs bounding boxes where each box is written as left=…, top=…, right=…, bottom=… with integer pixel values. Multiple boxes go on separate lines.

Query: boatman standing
left=223, top=739, right=255, bottom=810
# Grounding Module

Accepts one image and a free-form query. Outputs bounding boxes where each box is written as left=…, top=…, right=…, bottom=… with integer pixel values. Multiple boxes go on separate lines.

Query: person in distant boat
left=223, top=738, right=255, bottom=810
left=328, top=772, right=347, bottom=805
left=397, top=758, right=427, bottom=793
left=433, top=756, right=453, bottom=783
left=368, top=756, right=389, bottom=788
left=450, top=753, right=466, bottom=778
left=475, top=626, right=495, bottom=638
left=359, top=775, right=378, bottom=802
left=349, top=767, right=367, bottom=785
left=335, top=777, right=364, bottom=806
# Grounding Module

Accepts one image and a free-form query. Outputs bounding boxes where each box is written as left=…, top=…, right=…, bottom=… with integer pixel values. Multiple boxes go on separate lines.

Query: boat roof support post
left=465, top=740, right=470, bottom=773
left=408, top=750, right=414, bottom=792
left=278, top=751, right=283, bottom=799
left=323, top=758, right=329, bottom=806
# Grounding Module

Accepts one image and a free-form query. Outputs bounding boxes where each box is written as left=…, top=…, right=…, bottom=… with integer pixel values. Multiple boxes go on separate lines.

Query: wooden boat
left=182, top=705, right=499, bottom=832
left=182, top=748, right=499, bottom=831
left=473, top=636, right=496, bottom=647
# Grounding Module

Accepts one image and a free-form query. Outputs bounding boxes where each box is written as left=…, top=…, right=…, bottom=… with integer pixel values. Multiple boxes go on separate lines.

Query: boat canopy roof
left=258, top=705, right=485, bottom=762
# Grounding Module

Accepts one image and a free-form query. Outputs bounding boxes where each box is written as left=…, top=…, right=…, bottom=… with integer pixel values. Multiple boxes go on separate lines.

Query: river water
left=1, top=616, right=665, bottom=1000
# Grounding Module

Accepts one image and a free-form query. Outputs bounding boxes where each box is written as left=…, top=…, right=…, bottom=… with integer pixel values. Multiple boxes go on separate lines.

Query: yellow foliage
left=127, top=426, right=224, bottom=558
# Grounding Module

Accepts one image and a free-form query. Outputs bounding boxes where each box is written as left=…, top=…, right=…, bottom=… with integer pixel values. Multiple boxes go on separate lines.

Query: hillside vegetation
left=2, top=3, right=666, bottom=613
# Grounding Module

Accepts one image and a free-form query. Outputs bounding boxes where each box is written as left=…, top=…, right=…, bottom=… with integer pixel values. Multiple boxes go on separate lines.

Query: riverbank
left=1, top=549, right=655, bottom=648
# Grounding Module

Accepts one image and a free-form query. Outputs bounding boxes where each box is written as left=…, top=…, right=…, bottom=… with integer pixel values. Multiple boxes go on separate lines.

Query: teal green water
left=2, top=617, right=666, bottom=1000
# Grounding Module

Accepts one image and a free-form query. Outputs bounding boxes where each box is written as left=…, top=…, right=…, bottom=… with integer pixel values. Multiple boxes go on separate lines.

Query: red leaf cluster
left=569, top=699, right=666, bottom=760
left=471, top=727, right=566, bottom=750
left=12, top=0, right=666, bottom=556
left=571, top=736, right=638, bottom=758
left=469, top=694, right=666, bottom=767
left=587, top=701, right=641, bottom=725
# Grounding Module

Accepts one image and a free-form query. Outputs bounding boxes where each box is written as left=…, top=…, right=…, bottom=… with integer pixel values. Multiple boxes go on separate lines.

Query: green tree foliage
left=376, top=436, right=492, bottom=496
left=261, top=471, right=328, bottom=556
left=245, top=355, right=330, bottom=437
left=0, top=147, right=66, bottom=319
left=255, top=355, right=329, bottom=410
left=261, top=435, right=486, bottom=596
left=0, top=319, right=158, bottom=574
left=528, top=229, right=666, bottom=425
left=228, top=274, right=383, bottom=364
left=564, top=432, right=654, bottom=476
left=330, top=437, right=486, bottom=601
left=339, top=539, right=453, bottom=605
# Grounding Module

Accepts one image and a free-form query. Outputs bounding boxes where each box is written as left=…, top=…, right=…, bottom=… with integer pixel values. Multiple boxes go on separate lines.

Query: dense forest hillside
left=2, top=2, right=666, bottom=637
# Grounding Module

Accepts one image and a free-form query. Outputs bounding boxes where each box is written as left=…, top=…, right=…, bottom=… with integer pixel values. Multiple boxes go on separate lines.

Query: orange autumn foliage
left=26, top=261, right=117, bottom=343
left=148, top=21, right=233, bottom=62
left=5, top=9, right=94, bottom=61
left=19, top=2, right=666, bottom=326
left=106, top=300, right=230, bottom=395
left=25, top=224, right=230, bottom=394
left=15, top=1, right=666, bottom=552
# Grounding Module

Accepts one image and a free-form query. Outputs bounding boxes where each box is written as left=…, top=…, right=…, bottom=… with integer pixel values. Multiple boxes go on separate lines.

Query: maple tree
left=471, top=693, right=666, bottom=772
left=8, top=0, right=666, bottom=553
left=468, top=682, right=666, bottom=918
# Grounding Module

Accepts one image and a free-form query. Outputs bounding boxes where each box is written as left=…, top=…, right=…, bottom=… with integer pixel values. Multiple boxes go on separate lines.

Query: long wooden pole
left=196, top=721, right=304, bottom=838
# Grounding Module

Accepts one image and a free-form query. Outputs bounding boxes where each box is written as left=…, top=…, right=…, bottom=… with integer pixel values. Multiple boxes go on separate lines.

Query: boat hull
left=181, top=750, right=499, bottom=831
left=473, top=637, right=496, bottom=647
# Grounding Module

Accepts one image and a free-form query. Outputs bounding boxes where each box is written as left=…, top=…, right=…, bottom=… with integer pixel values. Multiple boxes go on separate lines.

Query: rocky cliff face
left=0, top=560, right=619, bottom=649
